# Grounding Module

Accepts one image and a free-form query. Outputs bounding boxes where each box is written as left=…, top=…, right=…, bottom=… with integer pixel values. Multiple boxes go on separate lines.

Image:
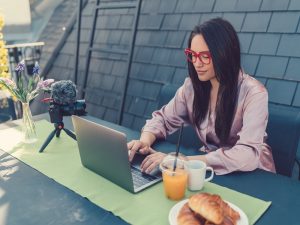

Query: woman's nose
left=194, top=57, right=204, bottom=67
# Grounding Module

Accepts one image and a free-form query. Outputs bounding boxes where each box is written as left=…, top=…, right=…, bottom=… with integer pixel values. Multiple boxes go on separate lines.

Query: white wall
left=0, top=0, right=31, bottom=33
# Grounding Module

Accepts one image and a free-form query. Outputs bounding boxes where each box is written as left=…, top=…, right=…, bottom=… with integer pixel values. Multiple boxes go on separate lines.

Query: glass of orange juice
left=159, top=153, right=188, bottom=201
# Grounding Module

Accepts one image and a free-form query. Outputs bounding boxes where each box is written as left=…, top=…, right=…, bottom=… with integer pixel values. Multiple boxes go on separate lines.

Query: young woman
left=127, top=18, right=276, bottom=175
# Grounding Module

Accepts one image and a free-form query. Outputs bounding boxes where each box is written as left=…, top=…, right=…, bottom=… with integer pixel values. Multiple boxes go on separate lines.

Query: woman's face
left=190, top=34, right=216, bottom=83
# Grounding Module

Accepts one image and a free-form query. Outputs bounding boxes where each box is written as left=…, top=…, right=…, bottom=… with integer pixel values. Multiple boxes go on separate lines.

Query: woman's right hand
left=127, top=140, right=152, bottom=162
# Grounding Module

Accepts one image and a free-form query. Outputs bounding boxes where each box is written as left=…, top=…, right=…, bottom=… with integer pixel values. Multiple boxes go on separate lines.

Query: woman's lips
left=196, top=70, right=207, bottom=75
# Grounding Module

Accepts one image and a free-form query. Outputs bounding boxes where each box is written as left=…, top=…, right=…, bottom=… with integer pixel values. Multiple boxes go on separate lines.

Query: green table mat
left=0, top=120, right=271, bottom=225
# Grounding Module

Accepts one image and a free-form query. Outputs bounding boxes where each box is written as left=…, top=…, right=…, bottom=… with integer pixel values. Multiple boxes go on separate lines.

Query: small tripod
left=39, top=121, right=76, bottom=153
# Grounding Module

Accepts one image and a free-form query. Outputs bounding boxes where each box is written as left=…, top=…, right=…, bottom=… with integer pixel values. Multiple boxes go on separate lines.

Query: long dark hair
left=188, top=18, right=241, bottom=144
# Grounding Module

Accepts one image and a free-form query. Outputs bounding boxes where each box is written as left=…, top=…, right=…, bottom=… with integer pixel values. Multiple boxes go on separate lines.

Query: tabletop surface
left=0, top=114, right=299, bottom=225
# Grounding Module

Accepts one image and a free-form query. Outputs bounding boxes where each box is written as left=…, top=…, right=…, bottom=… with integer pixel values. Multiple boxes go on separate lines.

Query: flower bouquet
left=0, top=60, right=54, bottom=143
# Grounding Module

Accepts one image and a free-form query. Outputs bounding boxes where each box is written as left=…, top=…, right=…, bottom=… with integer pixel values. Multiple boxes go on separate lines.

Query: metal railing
left=3, top=42, right=45, bottom=118
left=5, top=42, right=44, bottom=78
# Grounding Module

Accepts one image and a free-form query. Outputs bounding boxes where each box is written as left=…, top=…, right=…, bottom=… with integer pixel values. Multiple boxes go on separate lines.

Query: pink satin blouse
left=142, top=72, right=276, bottom=175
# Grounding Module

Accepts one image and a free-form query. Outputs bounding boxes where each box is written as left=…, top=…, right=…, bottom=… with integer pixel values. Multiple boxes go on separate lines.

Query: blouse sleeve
left=205, top=88, right=269, bottom=175
left=142, top=79, right=191, bottom=139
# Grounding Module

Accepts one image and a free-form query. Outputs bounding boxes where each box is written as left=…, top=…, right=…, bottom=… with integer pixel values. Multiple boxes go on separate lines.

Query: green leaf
left=27, top=78, right=34, bottom=93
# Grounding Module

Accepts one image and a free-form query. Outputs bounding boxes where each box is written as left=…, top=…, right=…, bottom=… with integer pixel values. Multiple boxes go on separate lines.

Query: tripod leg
left=63, top=128, right=77, bottom=140
left=56, top=129, right=61, bottom=138
left=39, top=129, right=57, bottom=153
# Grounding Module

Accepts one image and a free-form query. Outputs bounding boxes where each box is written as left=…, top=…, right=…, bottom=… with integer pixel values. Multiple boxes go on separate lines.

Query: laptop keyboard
left=131, top=166, right=157, bottom=188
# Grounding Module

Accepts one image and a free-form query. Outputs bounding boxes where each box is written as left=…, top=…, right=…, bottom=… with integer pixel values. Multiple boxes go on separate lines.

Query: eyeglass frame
left=184, top=48, right=211, bottom=65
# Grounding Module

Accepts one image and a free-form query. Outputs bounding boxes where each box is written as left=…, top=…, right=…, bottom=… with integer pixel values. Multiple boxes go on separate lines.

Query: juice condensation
left=162, top=168, right=188, bottom=201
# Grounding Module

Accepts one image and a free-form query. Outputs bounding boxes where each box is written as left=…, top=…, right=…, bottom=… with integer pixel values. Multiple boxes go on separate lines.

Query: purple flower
left=32, top=61, right=40, bottom=75
left=15, top=60, right=25, bottom=73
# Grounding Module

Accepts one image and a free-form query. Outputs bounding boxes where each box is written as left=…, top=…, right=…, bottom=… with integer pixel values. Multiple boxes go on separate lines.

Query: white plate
left=169, top=199, right=249, bottom=225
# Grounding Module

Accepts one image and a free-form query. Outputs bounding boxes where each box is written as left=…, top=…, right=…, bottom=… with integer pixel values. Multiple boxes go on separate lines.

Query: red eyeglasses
left=184, top=48, right=211, bottom=64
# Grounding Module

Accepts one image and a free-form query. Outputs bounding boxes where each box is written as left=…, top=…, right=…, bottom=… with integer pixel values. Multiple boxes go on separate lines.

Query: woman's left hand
left=140, top=150, right=166, bottom=174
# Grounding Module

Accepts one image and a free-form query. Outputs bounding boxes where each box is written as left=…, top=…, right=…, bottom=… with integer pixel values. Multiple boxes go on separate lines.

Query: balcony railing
left=0, top=42, right=45, bottom=119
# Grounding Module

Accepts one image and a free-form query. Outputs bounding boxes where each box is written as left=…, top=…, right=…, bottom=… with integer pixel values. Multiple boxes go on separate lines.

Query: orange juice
left=162, top=168, right=188, bottom=200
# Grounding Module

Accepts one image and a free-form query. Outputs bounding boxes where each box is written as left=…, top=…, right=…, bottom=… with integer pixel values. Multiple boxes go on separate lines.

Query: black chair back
left=267, top=103, right=300, bottom=177
left=0, top=96, right=16, bottom=120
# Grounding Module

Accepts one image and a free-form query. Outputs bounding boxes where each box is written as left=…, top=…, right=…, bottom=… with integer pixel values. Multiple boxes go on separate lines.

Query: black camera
left=49, top=100, right=87, bottom=124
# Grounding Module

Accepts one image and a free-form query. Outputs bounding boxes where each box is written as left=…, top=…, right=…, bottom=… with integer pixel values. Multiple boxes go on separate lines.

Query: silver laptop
left=71, top=115, right=162, bottom=193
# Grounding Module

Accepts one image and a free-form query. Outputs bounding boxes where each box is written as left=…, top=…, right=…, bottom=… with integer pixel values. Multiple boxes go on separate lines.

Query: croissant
left=177, top=193, right=240, bottom=225
left=189, top=193, right=224, bottom=224
left=188, top=193, right=241, bottom=225
left=177, top=203, right=203, bottom=225
left=203, top=216, right=235, bottom=225
left=217, top=198, right=240, bottom=223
